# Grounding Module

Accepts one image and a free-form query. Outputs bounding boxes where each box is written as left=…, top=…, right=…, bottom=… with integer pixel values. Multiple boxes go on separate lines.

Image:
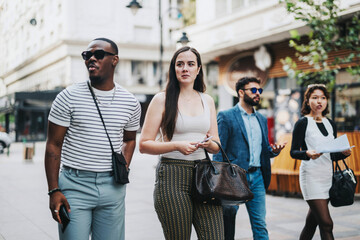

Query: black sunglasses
left=242, top=87, right=263, bottom=94
left=81, top=50, right=115, bottom=60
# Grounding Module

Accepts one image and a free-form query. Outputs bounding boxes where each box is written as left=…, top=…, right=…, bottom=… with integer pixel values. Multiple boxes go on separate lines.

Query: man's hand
left=49, top=191, right=70, bottom=224
left=271, top=142, right=287, bottom=154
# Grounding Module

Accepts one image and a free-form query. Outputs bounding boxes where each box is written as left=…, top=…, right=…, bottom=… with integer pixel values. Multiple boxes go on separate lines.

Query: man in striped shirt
left=45, top=38, right=141, bottom=240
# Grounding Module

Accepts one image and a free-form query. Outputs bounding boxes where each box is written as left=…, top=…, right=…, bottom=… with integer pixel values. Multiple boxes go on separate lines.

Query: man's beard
left=89, top=75, right=103, bottom=84
left=243, top=92, right=260, bottom=106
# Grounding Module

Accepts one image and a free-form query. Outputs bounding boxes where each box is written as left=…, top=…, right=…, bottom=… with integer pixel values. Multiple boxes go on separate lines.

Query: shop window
left=153, top=62, right=158, bottom=77
left=276, top=76, right=297, bottom=90
left=17, top=110, right=46, bottom=141
left=334, top=85, right=360, bottom=132
left=336, top=70, right=359, bottom=85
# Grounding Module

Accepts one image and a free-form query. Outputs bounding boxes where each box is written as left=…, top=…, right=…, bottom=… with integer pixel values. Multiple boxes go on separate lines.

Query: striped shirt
left=48, top=81, right=141, bottom=172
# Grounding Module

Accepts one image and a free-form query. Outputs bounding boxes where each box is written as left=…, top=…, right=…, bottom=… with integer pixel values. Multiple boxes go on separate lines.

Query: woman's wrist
left=206, top=141, right=219, bottom=153
left=172, top=141, right=179, bottom=152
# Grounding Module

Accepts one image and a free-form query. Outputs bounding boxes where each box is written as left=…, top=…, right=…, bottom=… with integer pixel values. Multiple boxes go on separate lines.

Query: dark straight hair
left=161, top=46, right=205, bottom=141
left=301, top=84, right=330, bottom=116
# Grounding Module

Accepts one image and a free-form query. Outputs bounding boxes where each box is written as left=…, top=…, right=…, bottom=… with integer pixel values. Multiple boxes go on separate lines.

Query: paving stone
left=0, top=140, right=359, bottom=240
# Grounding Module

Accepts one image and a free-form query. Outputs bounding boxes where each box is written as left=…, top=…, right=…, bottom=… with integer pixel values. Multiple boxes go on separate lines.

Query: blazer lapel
left=233, top=106, right=249, bottom=145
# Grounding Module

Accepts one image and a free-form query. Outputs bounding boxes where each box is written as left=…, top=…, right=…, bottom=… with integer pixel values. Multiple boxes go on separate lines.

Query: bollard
left=23, top=145, right=34, bottom=161
left=23, top=139, right=34, bottom=161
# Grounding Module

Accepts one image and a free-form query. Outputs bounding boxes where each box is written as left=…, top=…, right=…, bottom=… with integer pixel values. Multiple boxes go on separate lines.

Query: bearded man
left=214, top=77, right=286, bottom=240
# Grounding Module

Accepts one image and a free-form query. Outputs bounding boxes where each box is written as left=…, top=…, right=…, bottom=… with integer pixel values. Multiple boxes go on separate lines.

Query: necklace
left=92, top=87, right=116, bottom=107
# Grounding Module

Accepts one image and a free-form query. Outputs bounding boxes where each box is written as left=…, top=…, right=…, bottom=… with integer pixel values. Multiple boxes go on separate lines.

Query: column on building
left=146, top=61, right=156, bottom=87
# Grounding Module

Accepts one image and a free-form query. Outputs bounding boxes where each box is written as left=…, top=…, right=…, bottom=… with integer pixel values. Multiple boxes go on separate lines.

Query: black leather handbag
left=192, top=141, right=254, bottom=205
left=88, top=82, right=129, bottom=184
left=329, top=159, right=357, bottom=207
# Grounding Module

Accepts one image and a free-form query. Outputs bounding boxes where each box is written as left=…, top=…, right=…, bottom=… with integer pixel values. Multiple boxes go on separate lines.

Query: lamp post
left=177, top=32, right=190, bottom=46
left=127, top=0, right=189, bottom=89
left=126, top=0, right=142, bottom=15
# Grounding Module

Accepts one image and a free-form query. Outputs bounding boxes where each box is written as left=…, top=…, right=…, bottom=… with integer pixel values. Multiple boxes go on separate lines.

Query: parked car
left=0, top=132, right=12, bottom=153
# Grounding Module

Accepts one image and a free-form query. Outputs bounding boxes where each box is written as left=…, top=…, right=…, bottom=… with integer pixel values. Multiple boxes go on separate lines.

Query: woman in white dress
left=290, top=84, right=351, bottom=240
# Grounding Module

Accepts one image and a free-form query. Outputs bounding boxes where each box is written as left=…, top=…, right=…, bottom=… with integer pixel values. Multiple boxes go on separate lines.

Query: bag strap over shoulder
left=87, top=81, right=115, bottom=153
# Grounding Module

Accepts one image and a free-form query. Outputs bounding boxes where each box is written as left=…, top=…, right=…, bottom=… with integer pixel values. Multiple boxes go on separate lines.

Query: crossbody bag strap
left=87, top=81, right=115, bottom=153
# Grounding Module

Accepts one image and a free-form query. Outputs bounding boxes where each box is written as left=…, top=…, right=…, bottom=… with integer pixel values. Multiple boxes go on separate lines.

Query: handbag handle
left=332, top=159, right=350, bottom=177
left=87, top=81, right=115, bottom=153
left=332, top=159, right=357, bottom=184
left=204, top=140, right=237, bottom=176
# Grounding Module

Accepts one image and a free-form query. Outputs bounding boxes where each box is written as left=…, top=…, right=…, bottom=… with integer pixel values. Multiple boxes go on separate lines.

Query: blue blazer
left=213, top=105, right=276, bottom=189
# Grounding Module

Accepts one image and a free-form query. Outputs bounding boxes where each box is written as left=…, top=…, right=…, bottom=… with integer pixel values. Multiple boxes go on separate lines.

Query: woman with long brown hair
left=290, top=84, right=351, bottom=240
left=139, top=46, right=223, bottom=239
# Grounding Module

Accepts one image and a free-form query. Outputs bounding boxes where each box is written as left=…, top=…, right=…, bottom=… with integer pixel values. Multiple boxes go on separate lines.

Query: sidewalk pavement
left=0, top=141, right=359, bottom=240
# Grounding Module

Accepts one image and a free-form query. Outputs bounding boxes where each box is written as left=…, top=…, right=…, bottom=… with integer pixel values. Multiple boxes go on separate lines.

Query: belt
left=160, top=157, right=205, bottom=167
left=247, top=166, right=260, bottom=173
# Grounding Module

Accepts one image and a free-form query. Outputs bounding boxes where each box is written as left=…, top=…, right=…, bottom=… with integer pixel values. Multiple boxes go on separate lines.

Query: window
left=131, top=61, right=145, bottom=85
left=215, top=0, right=227, bottom=17
left=334, top=71, right=360, bottom=131
left=133, top=26, right=152, bottom=43
left=334, top=86, right=360, bottom=131
left=232, top=0, right=245, bottom=9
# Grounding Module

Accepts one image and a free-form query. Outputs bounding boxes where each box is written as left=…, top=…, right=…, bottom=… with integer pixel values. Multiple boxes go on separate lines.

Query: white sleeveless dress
left=161, top=92, right=210, bottom=161
left=299, top=117, right=334, bottom=200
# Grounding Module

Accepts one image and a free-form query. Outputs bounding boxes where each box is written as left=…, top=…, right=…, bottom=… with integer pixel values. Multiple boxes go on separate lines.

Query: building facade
left=184, top=0, right=360, bottom=141
left=0, top=0, right=187, bottom=141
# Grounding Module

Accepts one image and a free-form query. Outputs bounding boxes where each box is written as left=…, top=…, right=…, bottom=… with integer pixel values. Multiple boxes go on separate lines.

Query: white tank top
left=161, top=92, right=210, bottom=160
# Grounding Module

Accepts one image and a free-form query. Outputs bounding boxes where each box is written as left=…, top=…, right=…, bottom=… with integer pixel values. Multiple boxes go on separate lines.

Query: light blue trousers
left=58, top=167, right=126, bottom=240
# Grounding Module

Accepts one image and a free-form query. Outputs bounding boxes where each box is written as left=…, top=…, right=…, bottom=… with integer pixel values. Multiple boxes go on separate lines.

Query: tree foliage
left=280, top=0, right=360, bottom=88
left=181, top=0, right=196, bottom=27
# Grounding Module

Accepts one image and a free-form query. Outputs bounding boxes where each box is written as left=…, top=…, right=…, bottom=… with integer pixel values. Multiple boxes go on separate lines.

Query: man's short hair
left=93, top=37, right=118, bottom=55
left=235, top=77, right=261, bottom=97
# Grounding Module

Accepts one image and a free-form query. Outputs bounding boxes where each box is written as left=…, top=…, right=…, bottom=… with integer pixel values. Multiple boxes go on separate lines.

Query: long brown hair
left=301, top=84, right=330, bottom=116
left=161, top=46, right=205, bottom=140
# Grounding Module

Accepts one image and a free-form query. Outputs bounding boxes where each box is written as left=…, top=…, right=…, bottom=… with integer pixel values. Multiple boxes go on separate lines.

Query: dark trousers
left=223, top=205, right=238, bottom=240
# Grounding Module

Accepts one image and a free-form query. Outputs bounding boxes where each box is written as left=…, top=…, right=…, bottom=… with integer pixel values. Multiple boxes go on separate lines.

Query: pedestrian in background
left=214, top=77, right=286, bottom=240
left=139, top=46, right=224, bottom=240
left=290, top=84, right=351, bottom=240
left=44, top=37, right=141, bottom=240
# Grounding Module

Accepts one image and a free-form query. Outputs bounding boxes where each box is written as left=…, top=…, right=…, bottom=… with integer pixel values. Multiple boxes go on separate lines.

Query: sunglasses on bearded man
left=242, top=87, right=263, bottom=94
left=81, top=50, right=116, bottom=61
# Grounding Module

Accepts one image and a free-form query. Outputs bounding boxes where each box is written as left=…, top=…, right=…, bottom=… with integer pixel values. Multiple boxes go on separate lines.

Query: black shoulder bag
left=329, top=159, right=357, bottom=207
left=88, top=82, right=129, bottom=184
left=192, top=141, right=254, bottom=205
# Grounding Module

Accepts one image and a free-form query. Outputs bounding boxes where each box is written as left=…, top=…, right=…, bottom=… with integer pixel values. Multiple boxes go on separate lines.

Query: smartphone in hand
left=59, top=205, right=70, bottom=233
left=200, top=136, right=213, bottom=144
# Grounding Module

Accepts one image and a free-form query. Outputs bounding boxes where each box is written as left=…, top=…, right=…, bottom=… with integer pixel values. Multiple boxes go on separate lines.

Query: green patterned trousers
left=154, top=158, right=224, bottom=240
